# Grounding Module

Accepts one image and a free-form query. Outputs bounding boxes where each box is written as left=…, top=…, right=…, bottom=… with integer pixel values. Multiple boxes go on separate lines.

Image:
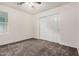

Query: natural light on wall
left=0, top=11, right=8, bottom=33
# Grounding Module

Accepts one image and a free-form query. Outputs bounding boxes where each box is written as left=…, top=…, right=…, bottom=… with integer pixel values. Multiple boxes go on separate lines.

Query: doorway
left=39, top=14, right=61, bottom=43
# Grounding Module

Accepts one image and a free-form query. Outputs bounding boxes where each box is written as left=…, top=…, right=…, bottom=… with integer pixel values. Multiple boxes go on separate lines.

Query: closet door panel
left=40, top=14, right=61, bottom=42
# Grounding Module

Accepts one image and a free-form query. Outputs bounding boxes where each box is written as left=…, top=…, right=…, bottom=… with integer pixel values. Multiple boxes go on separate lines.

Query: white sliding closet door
left=39, top=14, right=61, bottom=43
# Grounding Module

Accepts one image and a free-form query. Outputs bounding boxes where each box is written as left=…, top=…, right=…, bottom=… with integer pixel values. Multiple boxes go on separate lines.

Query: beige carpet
left=0, top=38, right=78, bottom=56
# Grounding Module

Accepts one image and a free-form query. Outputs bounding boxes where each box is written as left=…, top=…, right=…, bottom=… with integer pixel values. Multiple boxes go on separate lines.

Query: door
left=39, top=14, right=61, bottom=42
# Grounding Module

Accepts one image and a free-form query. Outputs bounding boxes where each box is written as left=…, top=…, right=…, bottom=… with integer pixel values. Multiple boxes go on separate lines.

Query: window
left=0, top=11, right=8, bottom=33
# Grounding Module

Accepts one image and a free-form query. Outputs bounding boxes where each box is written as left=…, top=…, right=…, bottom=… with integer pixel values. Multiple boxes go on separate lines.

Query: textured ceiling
left=0, top=2, right=70, bottom=14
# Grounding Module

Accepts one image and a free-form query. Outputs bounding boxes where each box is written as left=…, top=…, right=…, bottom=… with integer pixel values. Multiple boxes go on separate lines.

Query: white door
left=39, top=14, right=61, bottom=42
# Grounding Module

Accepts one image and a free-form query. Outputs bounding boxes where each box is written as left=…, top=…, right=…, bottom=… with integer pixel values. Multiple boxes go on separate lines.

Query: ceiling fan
left=17, top=2, right=42, bottom=7
left=17, top=2, right=41, bottom=5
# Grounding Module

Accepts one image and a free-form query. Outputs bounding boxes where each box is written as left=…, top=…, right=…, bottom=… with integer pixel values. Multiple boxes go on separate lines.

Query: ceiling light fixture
left=27, top=2, right=34, bottom=7
left=17, top=2, right=42, bottom=8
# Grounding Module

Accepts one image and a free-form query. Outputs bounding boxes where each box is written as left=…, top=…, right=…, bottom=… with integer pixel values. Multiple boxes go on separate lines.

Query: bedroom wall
left=33, top=3, right=78, bottom=48
left=77, top=3, right=79, bottom=53
left=0, top=4, right=33, bottom=45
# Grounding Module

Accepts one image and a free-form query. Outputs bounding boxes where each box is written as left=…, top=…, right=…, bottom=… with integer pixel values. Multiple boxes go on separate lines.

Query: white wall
left=0, top=4, right=33, bottom=45
left=34, top=3, right=78, bottom=48
left=77, top=3, right=79, bottom=53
